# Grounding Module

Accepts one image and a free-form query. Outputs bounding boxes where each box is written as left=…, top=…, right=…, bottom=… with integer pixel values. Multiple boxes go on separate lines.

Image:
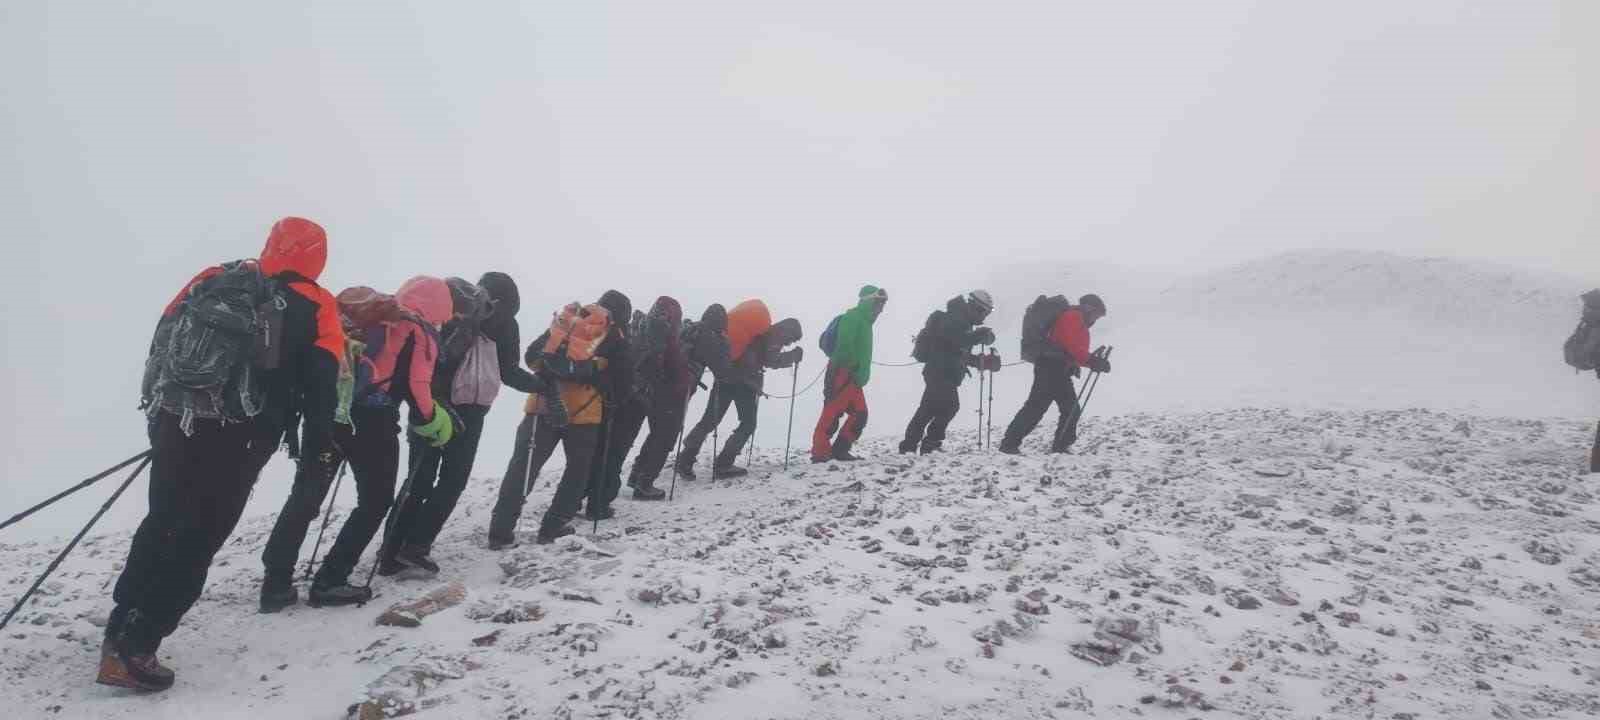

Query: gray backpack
left=1563, top=290, right=1600, bottom=373
left=141, top=260, right=286, bottom=434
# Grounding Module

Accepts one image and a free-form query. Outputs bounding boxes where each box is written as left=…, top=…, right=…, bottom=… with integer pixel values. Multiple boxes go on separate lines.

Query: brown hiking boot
left=96, top=641, right=175, bottom=692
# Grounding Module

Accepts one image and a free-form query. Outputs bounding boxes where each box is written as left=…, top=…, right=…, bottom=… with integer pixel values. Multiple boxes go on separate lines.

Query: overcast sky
left=1, top=0, right=1593, bottom=539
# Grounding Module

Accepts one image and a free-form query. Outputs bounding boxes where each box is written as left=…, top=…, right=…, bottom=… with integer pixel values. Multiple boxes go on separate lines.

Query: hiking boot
left=581, top=506, right=615, bottom=522
left=488, top=535, right=519, bottom=551
left=536, top=524, right=576, bottom=545
left=810, top=455, right=831, bottom=464
left=898, top=440, right=918, bottom=454
left=832, top=450, right=862, bottom=462
left=97, top=641, right=175, bottom=692
left=307, top=581, right=373, bottom=608
left=673, top=461, right=698, bottom=481
left=632, top=485, right=667, bottom=501
left=258, top=582, right=299, bottom=615
left=394, top=546, right=441, bottom=576
left=375, top=556, right=407, bottom=578
left=919, top=442, right=943, bottom=455
left=998, top=444, right=1022, bottom=456
left=711, top=465, right=749, bottom=480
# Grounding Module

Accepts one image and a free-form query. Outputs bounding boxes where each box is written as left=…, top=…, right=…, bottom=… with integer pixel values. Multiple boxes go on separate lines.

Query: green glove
left=412, top=405, right=455, bottom=447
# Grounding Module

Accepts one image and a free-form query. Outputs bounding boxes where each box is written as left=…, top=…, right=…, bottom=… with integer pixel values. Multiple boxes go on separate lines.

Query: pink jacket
left=366, top=276, right=452, bottom=419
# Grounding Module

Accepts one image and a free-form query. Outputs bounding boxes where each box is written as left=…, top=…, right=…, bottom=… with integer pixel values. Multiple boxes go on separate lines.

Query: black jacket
left=921, top=296, right=990, bottom=386
left=683, top=304, right=732, bottom=390
left=726, top=318, right=803, bottom=394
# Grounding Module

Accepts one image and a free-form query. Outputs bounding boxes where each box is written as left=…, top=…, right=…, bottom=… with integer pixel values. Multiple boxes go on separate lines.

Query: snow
left=2, top=409, right=1597, bottom=719
left=1, top=250, right=1596, bottom=718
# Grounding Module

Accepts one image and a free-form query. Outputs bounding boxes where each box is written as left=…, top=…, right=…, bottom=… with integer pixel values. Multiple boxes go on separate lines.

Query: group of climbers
left=102, top=216, right=1114, bottom=694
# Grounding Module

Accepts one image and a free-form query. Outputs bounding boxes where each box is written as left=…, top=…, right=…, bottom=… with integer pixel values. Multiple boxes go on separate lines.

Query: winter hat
left=597, top=290, right=633, bottom=328
left=859, top=285, right=887, bottom=303
left=259, top=216, right=328, bottom=281
left=478, top=272, right=521, bottom=321
left=1079, top=294, right=1107, bottom=315
left=966, top=290, right=995, bottom=314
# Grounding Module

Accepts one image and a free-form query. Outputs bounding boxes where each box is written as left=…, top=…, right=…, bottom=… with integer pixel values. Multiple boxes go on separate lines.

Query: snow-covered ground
left=3, top=408, right=1597, bottom=719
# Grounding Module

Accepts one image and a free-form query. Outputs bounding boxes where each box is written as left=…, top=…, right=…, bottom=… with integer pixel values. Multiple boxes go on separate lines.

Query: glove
left=788, top=346, right=805, bottom=365
left=1087, top=355, right=1111, bottom=374
left=411, top=404, right=455, bottom=448
left=972, top=327, right=996, bottom=347
left=982, top=354, right=1003, bottom=372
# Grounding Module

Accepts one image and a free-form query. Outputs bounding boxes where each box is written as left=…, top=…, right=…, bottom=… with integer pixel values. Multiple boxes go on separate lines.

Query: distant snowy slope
left=985, top=250, right=1597, bottom=418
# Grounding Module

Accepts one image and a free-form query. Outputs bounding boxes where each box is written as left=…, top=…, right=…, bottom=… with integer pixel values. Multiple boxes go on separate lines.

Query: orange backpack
left=726, top=299, right=773, bottom=362
left=543, top=302, right=612, bottom=361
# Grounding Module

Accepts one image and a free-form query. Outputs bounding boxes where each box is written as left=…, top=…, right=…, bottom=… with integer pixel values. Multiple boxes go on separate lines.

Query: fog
left=2, top=1, right=1594, bottom=542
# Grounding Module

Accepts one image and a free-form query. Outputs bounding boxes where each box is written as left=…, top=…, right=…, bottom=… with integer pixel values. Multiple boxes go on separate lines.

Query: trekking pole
left=364, top=450, right=427, bottom=591
left=986, top=348, right=997, bottom=451
left=669, top=384, right=691, bottom=502
left=976, top=345, right=986, bottom=451
left=1060, top=346, right=1113, bottom=448
left=710, top=385, right=720, bottom=470
left=520, top=414, right=542, bottom=499
left=1, top=455, right=151, bottom=632
left=303, top=459, right=349, bottom=583
left=0, top=450, right=152, bottom=534
left=783, top=363, right=798, bottom=471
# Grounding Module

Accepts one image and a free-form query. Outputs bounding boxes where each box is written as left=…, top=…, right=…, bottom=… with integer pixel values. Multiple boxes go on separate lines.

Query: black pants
left=111, top=415, right=267, bottom=653
left=260, top=422, right=356, bottom=584
left=488, top=415, right=601, bottom=540
left=386, top=404, right=490, bottom=557
left=1001, top=363, right=1080, bottom=452
left=313, top=405, right=402, bottom=585
left=628, top=393, right=687, bottom=487
left=681, top=382, right=758, bottom=469
left=903, top=374, right=962, bottom=452
left=602, top=399, right=649, bottom=503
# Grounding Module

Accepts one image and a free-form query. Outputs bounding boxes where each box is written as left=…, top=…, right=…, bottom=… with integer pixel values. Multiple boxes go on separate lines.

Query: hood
left=726, top=299, right=773, bottom=361
left=856, top=284, right=886, bottom=323
left=946, top=295, right=982, bottom=324
left=699, top=304, right=728, bottom=334
left=598, top=290, right=632, bottom=329
left=768, top=317, right=802, bottom=347
left=650, top=296, right=684, bottom=331
left=478, top=271, right=521, bottom=323
left=396, top=275, right=453, bottom=328
left=259, top=217, right=328, bottom=281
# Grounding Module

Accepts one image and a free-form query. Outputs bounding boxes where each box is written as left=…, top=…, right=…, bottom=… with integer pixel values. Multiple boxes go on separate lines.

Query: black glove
left=1087, top=355, right=1111, bottom=374
left=972, top=327, right=996, bottom=347
left=784, top=346, right=805, bottom=365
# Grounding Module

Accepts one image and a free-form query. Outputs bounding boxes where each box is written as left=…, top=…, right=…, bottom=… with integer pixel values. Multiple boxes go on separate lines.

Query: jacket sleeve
left=407, top=326, right=438, bottom=420
left=764, top=339, right=801, bottom=370
left=493, top=321, right=546, bottom=394
left=525, top=331, right=551, bottom=370
left=285, top=282, right=345, bottom=446
left=702, top=333, right=733, bottom=380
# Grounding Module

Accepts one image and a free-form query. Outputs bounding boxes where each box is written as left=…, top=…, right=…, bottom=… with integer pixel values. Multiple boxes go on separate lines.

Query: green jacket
left=829, top=290, right=881, bottom=387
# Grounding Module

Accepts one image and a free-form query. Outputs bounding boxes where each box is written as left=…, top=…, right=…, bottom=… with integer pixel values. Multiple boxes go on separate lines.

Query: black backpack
left=911, top=310, right=941, bottom=363
left=438, top=278, right=491, bottom=373
left=1019, top=294, right=1072, bottom=363
left=1564, top=290, right=1600, bottom=373
left=141, top=260, right=286, bottom=434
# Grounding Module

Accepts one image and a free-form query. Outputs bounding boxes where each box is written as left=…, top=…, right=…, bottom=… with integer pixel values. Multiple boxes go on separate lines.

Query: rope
left=766, top=366, right=826, bottom=399
left=871, top=360, right=921, bottom=368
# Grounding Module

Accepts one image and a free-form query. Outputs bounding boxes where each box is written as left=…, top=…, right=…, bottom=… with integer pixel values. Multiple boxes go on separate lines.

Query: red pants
left=812, top=367, right=868, bottom=460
